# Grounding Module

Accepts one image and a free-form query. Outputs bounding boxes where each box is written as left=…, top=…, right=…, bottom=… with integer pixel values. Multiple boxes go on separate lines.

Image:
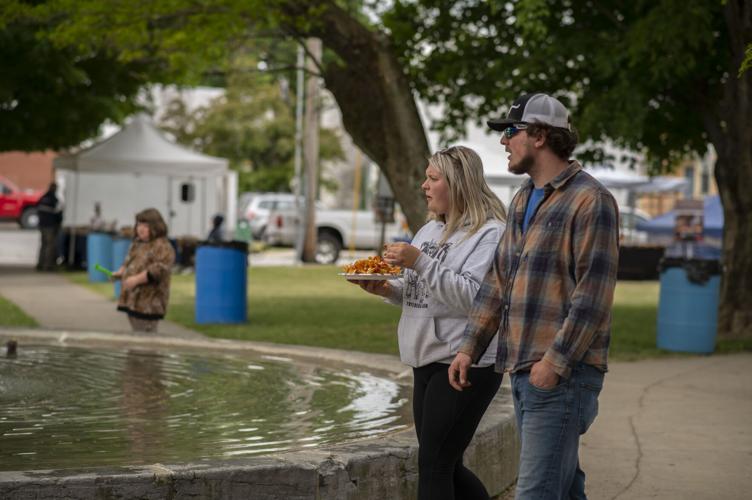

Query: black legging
left=413, top=362, right=503, bottom=500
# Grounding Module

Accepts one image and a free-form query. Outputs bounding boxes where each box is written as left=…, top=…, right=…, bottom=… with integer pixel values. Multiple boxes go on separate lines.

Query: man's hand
left=529, top=358, right=560, bottom=390
left=448, top=352, right=473, bottom=391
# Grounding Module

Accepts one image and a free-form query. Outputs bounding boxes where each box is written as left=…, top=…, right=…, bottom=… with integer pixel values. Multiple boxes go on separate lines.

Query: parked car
left=238, top=192, right=297, bottom=239
left=265, top=205, right=405, bottom=264
left=0, top=175, right=43, bottom=229
left=619, top=206, right=651, bottom=245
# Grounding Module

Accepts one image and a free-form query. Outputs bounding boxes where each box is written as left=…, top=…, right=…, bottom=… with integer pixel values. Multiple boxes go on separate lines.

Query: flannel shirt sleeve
left=458, top=247, right=504, bottom=362
left=543, top=192, right=619, bottom=378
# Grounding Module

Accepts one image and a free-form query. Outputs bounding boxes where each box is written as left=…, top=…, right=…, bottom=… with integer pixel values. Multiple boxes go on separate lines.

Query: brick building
left=0, top=151, right=57, bottom=190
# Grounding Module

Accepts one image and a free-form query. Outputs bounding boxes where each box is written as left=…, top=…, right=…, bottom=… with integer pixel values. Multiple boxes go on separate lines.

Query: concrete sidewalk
left=581, top=353, right=751, bottom=500
left=494, top=353, right=751, bottom=500
left=0, top=265, right=203, bottom=339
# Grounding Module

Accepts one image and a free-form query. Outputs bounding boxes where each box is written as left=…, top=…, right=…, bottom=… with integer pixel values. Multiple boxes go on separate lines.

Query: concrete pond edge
left=0, top=328, right=520, bottom=499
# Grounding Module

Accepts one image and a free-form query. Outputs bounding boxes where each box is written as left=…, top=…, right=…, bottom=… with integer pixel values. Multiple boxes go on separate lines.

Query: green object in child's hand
left=95, top=264, right=113, bottom=278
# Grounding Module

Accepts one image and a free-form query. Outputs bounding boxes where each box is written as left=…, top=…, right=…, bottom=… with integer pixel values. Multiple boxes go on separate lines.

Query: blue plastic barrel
left=86, top=233, right=113, bottom=283
left=657, top=259, right=721, bottom=353
left=195, top=242, right=248, bottom=323
left=112, top=238, right=131, bottom=298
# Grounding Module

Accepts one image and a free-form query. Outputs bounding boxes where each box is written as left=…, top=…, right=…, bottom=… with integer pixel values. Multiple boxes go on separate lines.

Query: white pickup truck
left=264, top=206, right=407, bottom=264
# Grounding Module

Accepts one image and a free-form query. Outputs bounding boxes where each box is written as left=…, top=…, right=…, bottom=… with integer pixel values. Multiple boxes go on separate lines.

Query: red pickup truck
left=0, top=175, right=43, bottom=228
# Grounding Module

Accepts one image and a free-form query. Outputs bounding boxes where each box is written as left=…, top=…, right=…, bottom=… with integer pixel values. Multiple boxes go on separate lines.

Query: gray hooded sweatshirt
left=386, top=219, right=504, bottom=367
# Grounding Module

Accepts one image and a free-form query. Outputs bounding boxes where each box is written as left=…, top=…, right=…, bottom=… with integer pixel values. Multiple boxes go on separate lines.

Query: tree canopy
left=379, top=0, right=751, bottom=339
left=0, top=9, right=163, bottom=150
left=158, top=72, right=343, bottom=194
left=382, top=0, right=729, bottom=172
left=742, top=43, right=752, bottom=74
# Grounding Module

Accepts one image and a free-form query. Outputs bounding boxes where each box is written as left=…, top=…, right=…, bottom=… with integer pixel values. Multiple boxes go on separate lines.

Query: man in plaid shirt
left=448, top=93, right=619, bottom=499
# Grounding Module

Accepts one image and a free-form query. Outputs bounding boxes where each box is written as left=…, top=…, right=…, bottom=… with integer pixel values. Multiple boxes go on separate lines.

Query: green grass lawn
left=0, top=294, right=37, bottom=328
left=609, top=281, right=663, bottom=360
left=66, top=269, right=750, bottom=359
left=68, top=266, right=402, bottom=355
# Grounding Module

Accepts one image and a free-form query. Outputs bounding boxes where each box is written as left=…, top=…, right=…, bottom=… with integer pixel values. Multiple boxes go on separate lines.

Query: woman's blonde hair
left=427, top=145, right=507, bottom=243
left=134, top=208, right=168, bottom=240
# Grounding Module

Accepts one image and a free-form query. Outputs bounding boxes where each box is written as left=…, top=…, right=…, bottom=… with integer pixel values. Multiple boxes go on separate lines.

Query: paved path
left=494, top=353, right=751, bottom=500
left=0, top=226, right=38, bottom=266
left=581, top=353, right=752, bottom=500
left=0, top=266, right=202, bottom=339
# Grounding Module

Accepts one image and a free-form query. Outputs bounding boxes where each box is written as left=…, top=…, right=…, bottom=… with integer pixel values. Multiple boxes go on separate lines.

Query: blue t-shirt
left=523, top=187, right=546, bottom=233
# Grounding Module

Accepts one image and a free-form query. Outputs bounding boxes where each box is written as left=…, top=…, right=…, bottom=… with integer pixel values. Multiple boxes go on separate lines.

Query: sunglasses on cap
left=503, top=123, right=528, bottom=139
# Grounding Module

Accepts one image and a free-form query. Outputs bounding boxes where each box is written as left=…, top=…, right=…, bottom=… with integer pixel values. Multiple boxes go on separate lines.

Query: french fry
left=342, top=255, right=401, bottom=275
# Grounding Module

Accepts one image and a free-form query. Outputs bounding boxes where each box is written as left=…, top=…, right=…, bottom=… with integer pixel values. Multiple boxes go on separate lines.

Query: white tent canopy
left=632, top=176, right=688, bottom=194
left=54, top=114, right=228, bottom=176
left=54, top=114, right=237, bottom=239
left=483, top=165, right=689, bottom=210
left=585, top=166, right=649, bottom=189
left=585, top=166, right=688, bottom=194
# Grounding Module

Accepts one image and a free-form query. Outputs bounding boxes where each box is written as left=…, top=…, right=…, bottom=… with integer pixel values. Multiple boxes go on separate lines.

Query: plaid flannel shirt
left=458, top=161, right=619, bottom=378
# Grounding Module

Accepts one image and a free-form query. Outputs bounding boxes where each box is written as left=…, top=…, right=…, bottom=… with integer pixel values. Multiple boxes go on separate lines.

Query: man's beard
left=508, top=152, right=535, bottom=175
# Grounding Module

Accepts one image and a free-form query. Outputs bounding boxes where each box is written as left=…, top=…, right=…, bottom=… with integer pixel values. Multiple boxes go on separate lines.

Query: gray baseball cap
left=487, top=93, right=571, bottom=131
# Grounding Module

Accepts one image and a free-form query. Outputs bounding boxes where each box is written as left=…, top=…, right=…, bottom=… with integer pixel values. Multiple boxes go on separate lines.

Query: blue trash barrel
left=195, top=241, right=248, bottom=323
left=86, top=233, right=113, bottom=283
left=657, top=258, right=721, bottom=353
left=112, top=238, right=131, bottom=299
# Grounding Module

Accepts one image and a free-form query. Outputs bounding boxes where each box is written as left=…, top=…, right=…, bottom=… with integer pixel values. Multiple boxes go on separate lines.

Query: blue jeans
left=511, top=363, right=604, bottom=500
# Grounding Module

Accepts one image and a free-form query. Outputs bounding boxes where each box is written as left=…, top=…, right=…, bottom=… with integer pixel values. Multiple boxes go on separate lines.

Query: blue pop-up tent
left=636, top=195, right=724, bottom=239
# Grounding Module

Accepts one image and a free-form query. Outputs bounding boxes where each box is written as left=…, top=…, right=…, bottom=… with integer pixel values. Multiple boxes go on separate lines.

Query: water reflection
left=0, top=344, right=410, bottom=471
left=120, top=350, right=168, bottom=462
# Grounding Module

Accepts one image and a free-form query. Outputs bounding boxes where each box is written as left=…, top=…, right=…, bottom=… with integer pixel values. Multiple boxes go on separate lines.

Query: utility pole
left=293, top=44, right=305, bottom=262
left=301, top=38, right=321, bottom=263
left=375, top=173, right=395, bottom=251
left=349, top=150, right=363, bottom=259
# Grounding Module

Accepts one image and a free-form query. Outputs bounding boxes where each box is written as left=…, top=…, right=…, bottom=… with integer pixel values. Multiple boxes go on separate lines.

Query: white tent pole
left=225, top=171, right=238, bottom=232
left=201, top=177, right=207, bottom=237
left=167, top=175, right=173, bottom=233
left=67, top=171, right=80, bottom=266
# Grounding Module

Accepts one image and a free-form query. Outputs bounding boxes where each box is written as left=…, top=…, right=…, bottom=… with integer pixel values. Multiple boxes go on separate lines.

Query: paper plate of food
left=339, top=255, right=402, bottom=280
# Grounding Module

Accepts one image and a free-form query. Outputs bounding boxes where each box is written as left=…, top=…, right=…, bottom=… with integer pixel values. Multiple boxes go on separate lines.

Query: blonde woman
left=355, top=146, right=506, bottom=500
left=112, top=208, right=175, bottom=333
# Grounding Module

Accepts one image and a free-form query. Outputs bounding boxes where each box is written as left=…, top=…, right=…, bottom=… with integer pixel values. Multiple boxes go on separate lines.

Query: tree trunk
left=708, top=0, right=752, bottom=340
left=280, top=0, right=430, bottom=233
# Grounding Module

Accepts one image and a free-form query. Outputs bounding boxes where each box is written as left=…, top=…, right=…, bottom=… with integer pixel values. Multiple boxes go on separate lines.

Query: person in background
left=36, top=182, right=63, bottom=272
left=354, top=146, right=507, bottom=500
left=206, top=213, right=225, bottom=243
left=449, top=93, right=620, bottom=500
left=89, top=202, right=107, bottom=231
left=112, top=208, right=175, bottom=333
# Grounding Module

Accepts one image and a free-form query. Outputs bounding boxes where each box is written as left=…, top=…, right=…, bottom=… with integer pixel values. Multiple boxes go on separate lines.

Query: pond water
left=0, top=344, right=411, bottom=471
